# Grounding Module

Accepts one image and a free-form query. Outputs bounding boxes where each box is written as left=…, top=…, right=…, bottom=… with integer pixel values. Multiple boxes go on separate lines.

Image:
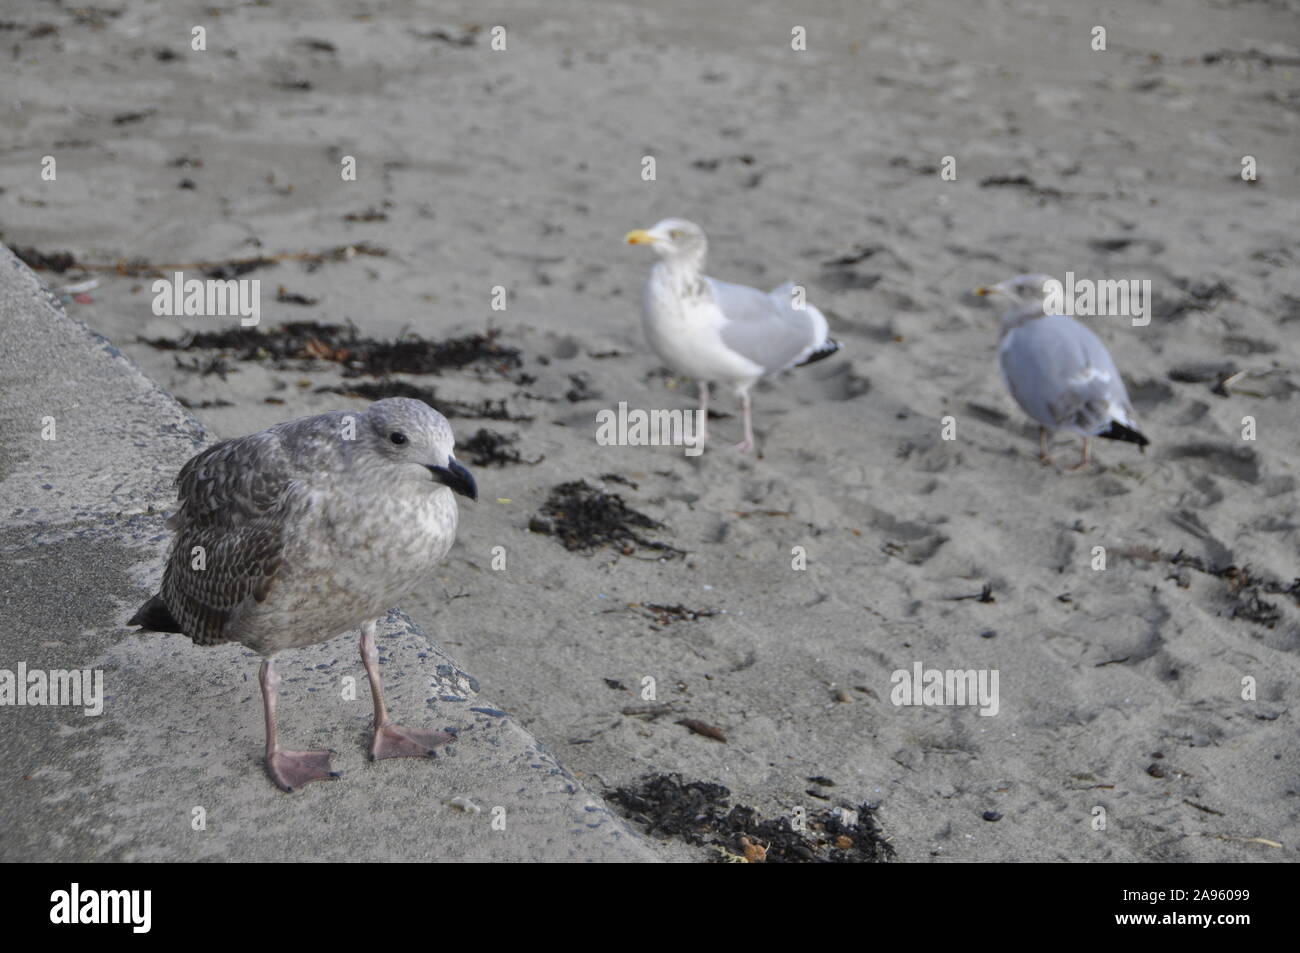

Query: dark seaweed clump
left=144, top=321, right=521, bottom=378
left=457, top=428, right=540, bottom=467
left=1118, top=547, right=1299, bottom=628
left=13, top=246, right=78, bottom=273
left=607, top=773, right=895, bottom=863
left=529, top=480, right=682, bottom=558
left=640, top=603, right=719, bottom=626
left=1166, top=551, right=1299, bottom=628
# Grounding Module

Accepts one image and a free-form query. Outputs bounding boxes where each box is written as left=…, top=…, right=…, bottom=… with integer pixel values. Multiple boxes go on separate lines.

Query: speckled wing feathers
left=161, top=430, right=304, bottom=646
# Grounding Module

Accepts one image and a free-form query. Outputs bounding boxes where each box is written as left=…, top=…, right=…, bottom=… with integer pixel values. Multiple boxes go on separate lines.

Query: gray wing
left=999, top=314, right=1133, bottom=434
left=161, top=430, right=306, bottom=645
left=710, top=278, right=826, bottom=373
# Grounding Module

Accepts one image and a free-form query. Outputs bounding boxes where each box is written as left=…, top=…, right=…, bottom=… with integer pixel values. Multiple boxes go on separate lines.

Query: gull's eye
left=389, top=432, right=407, bottom=446
left=669, top=229, right=683, bottom=239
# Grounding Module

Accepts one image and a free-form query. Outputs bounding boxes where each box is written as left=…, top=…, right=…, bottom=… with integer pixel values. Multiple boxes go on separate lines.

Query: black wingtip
left=1099, top=421, right=1150, bottom=447
left=796, top=338, right=842, bottom=367
left=128, top=594, right=183, bottom=632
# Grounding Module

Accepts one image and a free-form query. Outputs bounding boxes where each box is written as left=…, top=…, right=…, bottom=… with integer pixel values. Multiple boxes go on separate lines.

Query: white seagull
left=625, top=218, right=841, bottom=453
left=976, top=273, right=1149, bottom=469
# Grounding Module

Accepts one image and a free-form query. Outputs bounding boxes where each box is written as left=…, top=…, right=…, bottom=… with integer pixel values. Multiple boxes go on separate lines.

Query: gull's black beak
left=427, top=458, right=477, bottom=500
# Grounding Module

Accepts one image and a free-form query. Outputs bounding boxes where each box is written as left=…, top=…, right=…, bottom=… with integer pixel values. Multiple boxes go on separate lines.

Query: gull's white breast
left=642, top=267, right=765, bottom=384
left=234, top=482, right=459, bottom=652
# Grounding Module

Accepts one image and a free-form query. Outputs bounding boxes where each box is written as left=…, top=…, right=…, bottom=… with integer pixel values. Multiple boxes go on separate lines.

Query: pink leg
left=1067, top=437, right=1091, bottom=471
left=734, top=389, right=755, bottom=453
left=1038, top=427, right=1054, bottom=466
left=361, top=620, right=455, bottom=761
left=260, top=658, right=338, bottom=792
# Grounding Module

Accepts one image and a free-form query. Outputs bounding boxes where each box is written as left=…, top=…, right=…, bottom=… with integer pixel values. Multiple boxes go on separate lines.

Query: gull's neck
left=652, top=247, right=708, bottom=301
left=999, top=304, right=1049, bottom=338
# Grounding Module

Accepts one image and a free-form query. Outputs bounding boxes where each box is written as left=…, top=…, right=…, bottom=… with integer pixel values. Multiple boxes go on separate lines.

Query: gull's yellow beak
left=974, top=286, right=993, bottom=296
left=624, top=229, right=656, bottom=245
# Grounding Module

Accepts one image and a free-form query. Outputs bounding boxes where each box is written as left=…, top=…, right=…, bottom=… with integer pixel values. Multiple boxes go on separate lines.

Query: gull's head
left=624, top=218, right=707, bottom=260
left=364, top=398, right=477, bottom=499
left=974, top=273, right=1055, bottom=315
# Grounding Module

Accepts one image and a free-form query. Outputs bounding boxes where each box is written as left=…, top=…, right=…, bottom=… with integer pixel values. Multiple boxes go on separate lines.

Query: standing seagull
left=625, top=218, right=841, bottom=452
left=976, top=274, right=1149, bottom=469
left=129, top=398, right=478, bottom=792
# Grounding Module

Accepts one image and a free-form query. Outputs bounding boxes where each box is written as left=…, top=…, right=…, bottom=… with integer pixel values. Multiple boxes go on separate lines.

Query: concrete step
left=0, top=245, right=660, bottom=862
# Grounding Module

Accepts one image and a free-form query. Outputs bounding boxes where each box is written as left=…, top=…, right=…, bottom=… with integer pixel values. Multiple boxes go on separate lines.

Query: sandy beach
left=3, top=0, right=1298, bottom=861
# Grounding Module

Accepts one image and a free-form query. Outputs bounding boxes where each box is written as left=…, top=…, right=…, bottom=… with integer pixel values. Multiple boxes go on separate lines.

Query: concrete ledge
left=0, top=244, right=659, bottom=862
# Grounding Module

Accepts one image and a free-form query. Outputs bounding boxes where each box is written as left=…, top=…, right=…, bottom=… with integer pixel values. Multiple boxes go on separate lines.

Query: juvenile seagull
left=625, top=218, right=841, bottom=452
left=976, top=274, right=1149, bottom=468
left=129, top=398, right=478, bottom=792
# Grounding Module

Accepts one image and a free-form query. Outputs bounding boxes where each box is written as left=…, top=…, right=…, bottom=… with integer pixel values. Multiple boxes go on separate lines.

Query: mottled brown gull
left=625, top=218, right=841, bottom=453
left=129, top=398, right=478, bottom=792
left=976, top=274, right=1150, bottom=469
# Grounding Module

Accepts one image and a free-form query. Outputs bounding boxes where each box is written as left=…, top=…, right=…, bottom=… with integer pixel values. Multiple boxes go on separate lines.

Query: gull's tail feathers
left=1099, top=420, right=1150, bottom=448
left=796, top=338, right=842, bottom=367
left=128, top=593, right=183, bottom=632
